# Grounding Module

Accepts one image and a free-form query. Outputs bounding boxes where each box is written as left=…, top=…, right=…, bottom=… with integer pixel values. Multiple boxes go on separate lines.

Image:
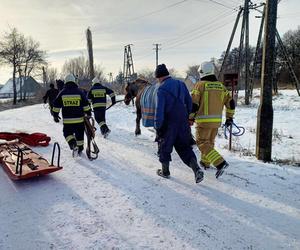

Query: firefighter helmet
left=200, top=61, right=216, bottom=79
left=92, top=77, right=100, bottom=84
left=64, top=74, right=76, bottom=84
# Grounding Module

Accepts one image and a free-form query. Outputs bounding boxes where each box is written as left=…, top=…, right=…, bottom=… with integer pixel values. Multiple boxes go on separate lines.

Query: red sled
left=0, top=141, right=62, bottom=180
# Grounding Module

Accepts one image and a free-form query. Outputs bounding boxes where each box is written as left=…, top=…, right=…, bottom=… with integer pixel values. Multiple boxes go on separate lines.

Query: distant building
left=0, top=76, right=41, bottom=98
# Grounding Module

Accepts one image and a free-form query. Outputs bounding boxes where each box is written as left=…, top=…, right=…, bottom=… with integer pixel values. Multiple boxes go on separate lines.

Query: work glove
left=53, top=116, right=60, bottom=123
left=225, top=117, right=233, bottom=127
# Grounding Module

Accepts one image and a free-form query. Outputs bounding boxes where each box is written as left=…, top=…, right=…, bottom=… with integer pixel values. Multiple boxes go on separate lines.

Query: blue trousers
left=157, top=122, right=196, bottom=166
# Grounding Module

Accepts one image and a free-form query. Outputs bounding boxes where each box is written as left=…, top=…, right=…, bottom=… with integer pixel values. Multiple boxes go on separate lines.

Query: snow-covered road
left=0, top=92, right=300, bottom=249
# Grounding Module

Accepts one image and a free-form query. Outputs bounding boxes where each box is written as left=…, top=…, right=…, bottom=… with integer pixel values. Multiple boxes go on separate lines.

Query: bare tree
left=185, top=65, right=200, bottom=82
left=0, top=28, right=25, bottom=104
left=45, top=67, right=58, bottom=87
left=61, top=56, right=106, bottom=82
left=138, top=68, right=156, bottom=83
left=0, top=28, right=47, bottom=103
left=18, top=37, right=47, bottom=100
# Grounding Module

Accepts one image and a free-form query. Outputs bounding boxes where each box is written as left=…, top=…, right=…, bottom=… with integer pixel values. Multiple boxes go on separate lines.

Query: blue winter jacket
left=154, top=76, right=192, bottom=130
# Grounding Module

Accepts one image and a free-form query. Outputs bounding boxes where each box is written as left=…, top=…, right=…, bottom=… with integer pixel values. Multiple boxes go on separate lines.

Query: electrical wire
left=103, top=0, right=188, bottom=31
left=164, top=16, right=236, bottom=50
left=136, top=7, right=237, bottom=60
left=163, top=9, right=236, bottom=48
left=193, top=0, right=238, bottom=10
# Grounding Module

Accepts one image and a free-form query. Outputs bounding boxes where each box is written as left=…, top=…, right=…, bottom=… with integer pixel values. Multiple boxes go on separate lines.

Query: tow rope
left=0, top=132, right=51, bottom=147
left=84, top=116, right=99, bottom=161
left=222, top=122, right=245, bottom=139
left=106, top=99, right=125, bottom=111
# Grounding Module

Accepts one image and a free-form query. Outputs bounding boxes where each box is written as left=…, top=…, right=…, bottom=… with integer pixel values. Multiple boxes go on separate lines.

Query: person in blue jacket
left=52, top=74, right=91, bottom=156
left=87, top=77, right=116, bottom=138
left=154, top=64, right=204, bottom=183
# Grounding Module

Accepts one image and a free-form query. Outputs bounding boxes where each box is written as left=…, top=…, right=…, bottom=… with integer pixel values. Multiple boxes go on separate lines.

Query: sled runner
left=0, top=141, right=62, bottom=180
left=84, top=116, right=99, bottom=161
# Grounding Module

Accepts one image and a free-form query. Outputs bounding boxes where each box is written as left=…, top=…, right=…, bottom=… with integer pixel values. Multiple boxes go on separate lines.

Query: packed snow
left=0, top=89, right=300, bottom=250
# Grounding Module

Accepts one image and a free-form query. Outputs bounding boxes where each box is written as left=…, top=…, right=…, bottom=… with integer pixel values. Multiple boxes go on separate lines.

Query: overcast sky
left=0, top=0, right=299, bottom=84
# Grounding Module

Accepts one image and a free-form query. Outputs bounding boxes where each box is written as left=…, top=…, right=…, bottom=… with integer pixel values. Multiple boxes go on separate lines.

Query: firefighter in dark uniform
left=43, top=83, right=59, bottom=115
left=87, top=77, right=116, bottom=138
left=52, top=74, right=91, bottom=155
left=56, top=79, right=65, bottom=91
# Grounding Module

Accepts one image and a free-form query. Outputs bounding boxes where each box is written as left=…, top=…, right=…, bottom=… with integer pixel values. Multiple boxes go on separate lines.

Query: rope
left=106, top=99, right=125, bottom=111
left=222, top=122, right=245, bottom=139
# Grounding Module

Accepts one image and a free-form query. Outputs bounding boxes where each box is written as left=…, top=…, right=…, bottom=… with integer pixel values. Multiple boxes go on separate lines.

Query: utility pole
left=256, top=0, right=278, bottom=161
left=249, top=5, right=266, bottom=98
left=108, top=72, right=113, bottom=84
left=123, top=44, right=135, bottom=84
left=86, top=27, right=95, bottom=80
left=244, top=0, right=250, bottom=105
left=153, top=43, right=161, bottom=67
left=42, top=66, right=47, bottom=88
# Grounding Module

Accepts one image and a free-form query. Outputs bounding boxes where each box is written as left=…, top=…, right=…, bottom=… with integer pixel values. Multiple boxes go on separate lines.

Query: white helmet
left=65, top=74, right=76, bottom=84
left=200, top=61, right=215, bottom=79
left=92, top=77, right=100, bottom=84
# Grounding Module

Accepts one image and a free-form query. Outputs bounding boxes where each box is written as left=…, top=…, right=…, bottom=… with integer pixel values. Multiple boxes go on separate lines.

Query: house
left=0, top=76, right=41, bottom=98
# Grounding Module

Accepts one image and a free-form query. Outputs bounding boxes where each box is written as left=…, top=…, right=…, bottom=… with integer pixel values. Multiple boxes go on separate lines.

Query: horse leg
left=135, top=107, right=142, bottom=136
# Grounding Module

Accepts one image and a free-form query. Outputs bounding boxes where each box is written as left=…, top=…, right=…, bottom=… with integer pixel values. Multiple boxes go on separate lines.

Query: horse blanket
left=141, top=83, right=159, bottom=127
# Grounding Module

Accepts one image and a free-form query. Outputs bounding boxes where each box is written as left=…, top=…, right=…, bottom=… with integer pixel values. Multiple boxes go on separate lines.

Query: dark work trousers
left=94, top=108, right=109, bottom=135
left=157, top=100, right=196, bottom=166
left=63, top=122, right=85, bottom=152
left=49, top=104, right=54, bottom=116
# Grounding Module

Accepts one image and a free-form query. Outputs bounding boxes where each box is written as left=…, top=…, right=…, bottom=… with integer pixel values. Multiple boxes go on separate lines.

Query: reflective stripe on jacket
left=190, top=81, right=235, bottom=128
left=52, top=82, right=91, bottom=124
left=87, top=83, right=115, bottom=110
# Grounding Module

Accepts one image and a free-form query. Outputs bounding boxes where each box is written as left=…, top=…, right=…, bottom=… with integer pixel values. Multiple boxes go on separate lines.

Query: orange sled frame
left=0, top=141, right=62, bottom=180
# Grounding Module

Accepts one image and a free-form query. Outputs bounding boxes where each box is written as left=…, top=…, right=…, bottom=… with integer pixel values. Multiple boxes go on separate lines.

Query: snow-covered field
left=0, top=90, right=300, bottom=250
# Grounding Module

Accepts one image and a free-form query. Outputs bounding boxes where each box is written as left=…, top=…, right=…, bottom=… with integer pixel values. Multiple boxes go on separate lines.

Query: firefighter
left=87, top=77, right=116, bottom=138
left=190, top=61, right=235, bottom=178
left=52, top=74, right=91, bottom=156
left=43, top=83, right=59, bottom=115
left=56, top=79, right=65, bottom=91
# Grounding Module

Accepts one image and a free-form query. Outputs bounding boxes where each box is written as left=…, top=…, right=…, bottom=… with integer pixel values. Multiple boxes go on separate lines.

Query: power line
left=164, top=9, right=236, bottom=48
left=167, top=17, right=236, bottom=50
left=193, top=0, right=238, bottom=10
left=115, top=0, right=188, bottom=25
left=164, top=15, right=236, bottom=50
left=136, top=9, right=236, bottom=60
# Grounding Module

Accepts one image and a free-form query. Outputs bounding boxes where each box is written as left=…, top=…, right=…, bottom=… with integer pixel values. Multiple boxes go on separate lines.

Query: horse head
left=124, top=78, right=149, bottom=105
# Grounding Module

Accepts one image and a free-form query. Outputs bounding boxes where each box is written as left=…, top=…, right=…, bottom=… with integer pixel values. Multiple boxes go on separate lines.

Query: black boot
left=189, top=158, right=204, bottom=183
left=200, top=161, right=210, bottom=170
left=157, top=162, right=170, bottom=178
left=215, top=161, right=229, bottom=179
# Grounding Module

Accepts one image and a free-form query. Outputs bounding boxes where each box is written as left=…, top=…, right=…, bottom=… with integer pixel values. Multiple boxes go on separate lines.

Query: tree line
left=1, top=26, right=299, bottom=102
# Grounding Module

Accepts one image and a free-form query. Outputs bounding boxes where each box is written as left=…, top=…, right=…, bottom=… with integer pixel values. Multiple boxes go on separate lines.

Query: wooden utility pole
left=218, top=8, right=243, bottom=79
left=86, top=27, right=95, bottom=80
left=244, top=0, right=250, bottom=105
left=256, top=0, right=278, bottom=161
left=153, top=43, right=161, bottom=67
left=249, top=5, right=266, bottom=98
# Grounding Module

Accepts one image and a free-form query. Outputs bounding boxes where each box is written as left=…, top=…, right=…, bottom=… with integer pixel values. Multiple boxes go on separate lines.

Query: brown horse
left=124, top=78, right=152, bottom=136
left=124, top=78, right=196, bottom=145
